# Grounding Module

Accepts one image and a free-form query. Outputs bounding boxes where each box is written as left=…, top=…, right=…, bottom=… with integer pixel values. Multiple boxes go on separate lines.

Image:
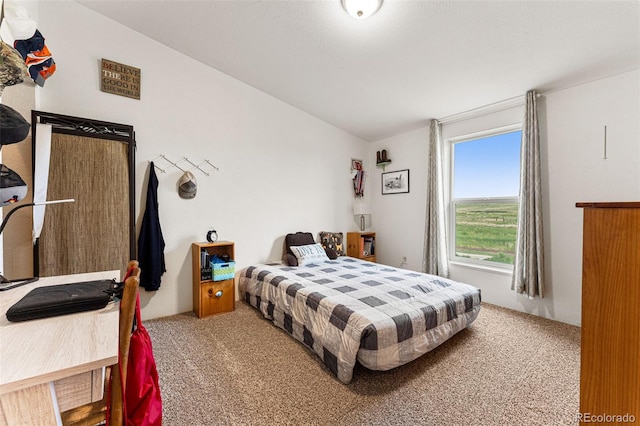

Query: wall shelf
left=376, top=161, right=392, bottom=171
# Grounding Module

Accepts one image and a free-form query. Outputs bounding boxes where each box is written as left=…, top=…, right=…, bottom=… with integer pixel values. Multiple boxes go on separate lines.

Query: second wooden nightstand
left=346, top=232, right=376, bottom=263
left=191, top=241, right=235, bottom=318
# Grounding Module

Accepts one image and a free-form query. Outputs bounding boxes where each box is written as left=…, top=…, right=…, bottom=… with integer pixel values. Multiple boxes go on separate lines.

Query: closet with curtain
left=31, top=111, right=136, bottom=277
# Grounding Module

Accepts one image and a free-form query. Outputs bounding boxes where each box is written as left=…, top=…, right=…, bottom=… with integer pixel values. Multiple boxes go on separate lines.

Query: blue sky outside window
left=454, top=131, right=522, bottom=198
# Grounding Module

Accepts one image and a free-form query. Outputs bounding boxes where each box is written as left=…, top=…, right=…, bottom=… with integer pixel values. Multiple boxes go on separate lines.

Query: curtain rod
left=437, top=67, right=639, bottom=125
left=437, top=94, right=525, bottom=125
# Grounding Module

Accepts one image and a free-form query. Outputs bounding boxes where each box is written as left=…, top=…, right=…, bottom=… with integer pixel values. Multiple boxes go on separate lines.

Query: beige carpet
left=145, top=302, right=580, bottom=425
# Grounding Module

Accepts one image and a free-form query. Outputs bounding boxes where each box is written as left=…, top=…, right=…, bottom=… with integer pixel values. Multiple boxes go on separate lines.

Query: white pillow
left=290, top=243, right=330, bottom=266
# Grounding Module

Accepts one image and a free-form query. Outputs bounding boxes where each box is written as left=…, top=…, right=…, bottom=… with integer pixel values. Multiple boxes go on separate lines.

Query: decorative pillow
left=324, top=247, right=338, bottom=260
left=284, top=232, right=316, bottom=266
left=318, top=231, right=345, bottom=256
left=284, top=253, right=298, bottom=266
left=290, top=243, right=330, bottom=266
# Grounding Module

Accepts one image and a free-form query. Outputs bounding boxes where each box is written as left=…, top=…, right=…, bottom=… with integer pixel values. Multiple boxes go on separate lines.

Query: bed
left=238, top=237, right=481, bottom=384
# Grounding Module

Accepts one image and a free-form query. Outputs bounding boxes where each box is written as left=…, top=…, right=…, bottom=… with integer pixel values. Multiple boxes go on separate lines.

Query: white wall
left=0, top=83, right=35, bottom=280
left=368, top=126, right=429, bottom=271
left=370, top=70, right=640, bottom=326
left=10, top=1, right=639, bottom=326
left=539, top=69, right=639, bottom=325
left=33, top=1, right=367, bottom=319
left=0, top=0, right=38, bottom=280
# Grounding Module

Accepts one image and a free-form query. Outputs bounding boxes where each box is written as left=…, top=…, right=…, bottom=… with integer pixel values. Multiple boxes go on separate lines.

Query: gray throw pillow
left=283, top=232, right=316, bottom=266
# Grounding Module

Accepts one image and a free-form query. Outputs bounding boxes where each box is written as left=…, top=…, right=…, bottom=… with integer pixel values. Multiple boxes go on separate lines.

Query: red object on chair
left=124, top=293, right=162, bottom=425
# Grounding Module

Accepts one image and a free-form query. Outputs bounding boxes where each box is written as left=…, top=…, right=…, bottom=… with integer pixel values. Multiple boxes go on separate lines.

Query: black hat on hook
left=0, top=104, right=30, bottom=147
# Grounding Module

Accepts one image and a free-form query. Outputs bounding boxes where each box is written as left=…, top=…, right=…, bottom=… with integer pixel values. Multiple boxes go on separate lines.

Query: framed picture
left=382, top=169, right=410, bottom=195
left=351, top=158, right=363, bottom=171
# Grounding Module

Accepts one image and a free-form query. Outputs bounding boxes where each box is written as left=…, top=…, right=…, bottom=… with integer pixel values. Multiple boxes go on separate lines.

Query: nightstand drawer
left=200, top=280, right=235, bottom=317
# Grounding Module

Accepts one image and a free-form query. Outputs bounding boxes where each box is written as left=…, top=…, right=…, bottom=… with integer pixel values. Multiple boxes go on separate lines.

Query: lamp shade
left=341, top=0, right=383, bottom=19
left=353, top=202, right=370, bottom=216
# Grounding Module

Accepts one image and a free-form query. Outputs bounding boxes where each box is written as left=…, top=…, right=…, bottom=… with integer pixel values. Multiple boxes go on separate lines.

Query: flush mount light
left=341, top=0, right=383, bottom=19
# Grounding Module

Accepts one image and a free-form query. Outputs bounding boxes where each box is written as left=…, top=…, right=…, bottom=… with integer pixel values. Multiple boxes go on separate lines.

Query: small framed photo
left=382, top=169, right=410, bottom=195
left=351, top=158, right=363, bottom=171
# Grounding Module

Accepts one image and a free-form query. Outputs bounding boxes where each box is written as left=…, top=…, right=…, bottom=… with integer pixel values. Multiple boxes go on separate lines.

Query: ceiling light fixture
left=341, top=0, right=383, bottom=19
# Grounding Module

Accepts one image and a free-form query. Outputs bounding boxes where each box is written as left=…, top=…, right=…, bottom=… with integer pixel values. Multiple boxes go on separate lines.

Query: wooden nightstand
left=346, top=232, right=376, bottom=263
left=192, top=241, right=235, bottom=318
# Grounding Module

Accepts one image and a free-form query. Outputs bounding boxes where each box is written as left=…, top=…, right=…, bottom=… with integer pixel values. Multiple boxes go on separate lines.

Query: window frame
left=447, top=123, right=522, bottom=271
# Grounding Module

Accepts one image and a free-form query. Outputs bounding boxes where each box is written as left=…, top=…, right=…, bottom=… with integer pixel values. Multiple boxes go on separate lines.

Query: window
left=449, top=125, right=521, bottom=268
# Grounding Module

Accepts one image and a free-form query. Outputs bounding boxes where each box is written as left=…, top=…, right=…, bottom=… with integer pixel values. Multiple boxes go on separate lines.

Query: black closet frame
left=31, top=110, right=136, bottom=276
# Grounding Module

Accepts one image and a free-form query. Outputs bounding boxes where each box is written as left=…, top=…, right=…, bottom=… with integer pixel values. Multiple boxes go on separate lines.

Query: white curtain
left=32, top=123, right=52, bottom=243
left=0, top=143, right=3, bottom=273
left=512, top=90, right=545, bottom=298
left=422, top=119, right=449, bottom=277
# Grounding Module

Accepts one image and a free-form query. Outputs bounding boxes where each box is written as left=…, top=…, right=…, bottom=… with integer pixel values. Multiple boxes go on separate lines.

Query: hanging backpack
left=125, top=293, right=163, bottom=425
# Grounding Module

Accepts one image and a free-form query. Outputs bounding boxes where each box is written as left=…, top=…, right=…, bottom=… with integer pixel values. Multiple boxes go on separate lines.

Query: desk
left=0, top=271, right=120, bottom=426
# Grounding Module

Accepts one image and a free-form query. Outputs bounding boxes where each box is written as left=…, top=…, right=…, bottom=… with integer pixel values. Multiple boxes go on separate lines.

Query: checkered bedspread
left=238, top=257, right=481, bottom=384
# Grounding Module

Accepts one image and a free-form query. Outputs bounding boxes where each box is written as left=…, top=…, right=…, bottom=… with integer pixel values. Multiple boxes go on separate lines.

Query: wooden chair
left=61, top=261, right=140, bottom=425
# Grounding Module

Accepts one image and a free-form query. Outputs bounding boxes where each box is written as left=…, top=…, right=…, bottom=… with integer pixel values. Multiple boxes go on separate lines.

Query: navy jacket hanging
left=137, top=162, right=166, bottom=291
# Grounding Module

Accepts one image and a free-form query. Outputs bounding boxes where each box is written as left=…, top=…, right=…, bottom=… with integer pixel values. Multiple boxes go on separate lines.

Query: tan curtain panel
left=422, top=119, right=449, bottom=278
left=38, top=133, right=129, bottom=276
left=511, top=90, right=545, bottom=298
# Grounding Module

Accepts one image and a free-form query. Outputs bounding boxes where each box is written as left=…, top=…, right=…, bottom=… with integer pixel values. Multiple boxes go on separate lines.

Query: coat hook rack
left=151, top=154, right=219, bottom=176
left=201, top=159, right=219, bottom=173
left=152, top=154, right=186, bottom=173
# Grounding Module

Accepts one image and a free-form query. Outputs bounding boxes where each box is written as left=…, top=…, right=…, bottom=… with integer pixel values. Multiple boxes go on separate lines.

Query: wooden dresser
left=576, top=202, right=640, bottom=423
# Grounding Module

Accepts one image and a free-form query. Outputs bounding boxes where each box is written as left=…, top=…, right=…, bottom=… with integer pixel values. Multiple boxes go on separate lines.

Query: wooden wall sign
left=101, top=58, right=141, bottom=100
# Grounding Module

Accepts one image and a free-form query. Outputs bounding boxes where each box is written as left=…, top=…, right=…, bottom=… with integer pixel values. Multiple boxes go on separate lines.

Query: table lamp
left=353, top=202, right=370, bottom=232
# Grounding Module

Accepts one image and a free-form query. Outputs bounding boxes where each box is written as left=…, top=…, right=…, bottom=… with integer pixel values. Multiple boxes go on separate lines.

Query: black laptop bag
left=6, top=280, right=117, bottom=322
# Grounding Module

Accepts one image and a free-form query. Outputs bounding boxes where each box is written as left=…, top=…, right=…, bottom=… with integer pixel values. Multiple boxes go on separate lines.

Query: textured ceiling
left=78, top=0, right=640, bottom=142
